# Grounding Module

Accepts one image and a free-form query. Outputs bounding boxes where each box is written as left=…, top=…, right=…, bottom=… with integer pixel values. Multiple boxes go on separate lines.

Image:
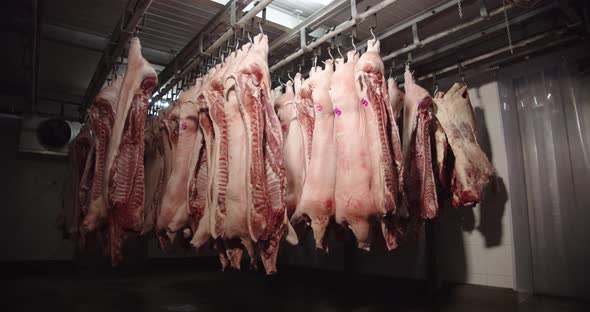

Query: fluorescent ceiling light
left=210, top=0, right=334, bottom=33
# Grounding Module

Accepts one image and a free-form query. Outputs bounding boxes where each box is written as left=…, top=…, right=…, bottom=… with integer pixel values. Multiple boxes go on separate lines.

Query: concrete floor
left=0, top=261, right=587, bottom=312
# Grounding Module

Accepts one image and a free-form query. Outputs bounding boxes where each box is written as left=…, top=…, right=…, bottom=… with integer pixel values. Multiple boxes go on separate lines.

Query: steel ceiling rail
left=269, top=0, right=351, bottom=51
left=403, top=28, right=575, bottom=87
left=151, top=0, right=273, bottom=105
left=382, top=2, right=519, bottom=62
left=80, top=0, right=153, bottom=115
left=393, top=3, right=557, bottom=71
left=355, top=0, right=471, bottom=52
left=269, top=0, right=402, bottom=72
left=154, top=0, right=252, bottom=99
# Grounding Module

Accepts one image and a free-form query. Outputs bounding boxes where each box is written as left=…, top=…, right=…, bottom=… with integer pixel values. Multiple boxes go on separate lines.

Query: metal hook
left=278, top=77, right=285, bottom=87
left=247, top=31, right=252, bottom=43
left=337, top=45, right=344, bottom=59
left=433, top=73, right=439, bottom=94
left=370, top=27, right=376, bottom=41
left=327, top=47, right=334, bottom=61
left=351, top=35, right=357, bottom=51
left=288, top=72, right=293, bottom=82
left=258, top=22, right=264, bottom=35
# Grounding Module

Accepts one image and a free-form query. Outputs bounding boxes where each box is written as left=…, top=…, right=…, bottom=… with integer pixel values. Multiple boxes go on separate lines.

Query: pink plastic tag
left=334, top=107, right=342, bottom=117
left=361, top=98, right=369, bottom=107
left=180, top=122, right=187, bottom=130
left=316, top=104, right=323, bottom=112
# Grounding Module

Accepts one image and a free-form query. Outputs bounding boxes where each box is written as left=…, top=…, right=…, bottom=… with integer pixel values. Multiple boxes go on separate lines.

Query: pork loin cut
left=433, top=83, right=494, bottom=207
left=102, top=37, right=157, bottom=264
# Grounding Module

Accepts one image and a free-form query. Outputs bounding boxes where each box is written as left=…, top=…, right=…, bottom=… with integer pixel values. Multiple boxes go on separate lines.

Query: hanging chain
left=503, top=0, right=514, bottom=54
left=457, top=0, right=463, bottom=19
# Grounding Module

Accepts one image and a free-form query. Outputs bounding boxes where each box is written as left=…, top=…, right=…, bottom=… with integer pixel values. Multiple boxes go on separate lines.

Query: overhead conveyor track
left=150, top=0, right=273, bottom=106
left=80, top=0, right=584, bottom=117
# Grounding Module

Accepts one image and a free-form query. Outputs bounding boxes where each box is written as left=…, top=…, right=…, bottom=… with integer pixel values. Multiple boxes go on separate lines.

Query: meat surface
left=432, top=91, right=449, bottom=189
left=433, top=83, right=494, bottom=207
left=229, top=34, right=294, bottom=274
left=221, top=46, right=257, bottom=270
left=83, top=74, right=122, bottom=232
left=102, top=37, right=157, bottom=264
left=291, top=60, right=337, bottom=252
left=402, top=67, right=438, bottom=221
left=61, top=125, right=94, bottom=239
left=167, top=80, right=204, bottom=234
left=332, top=51, right=375, bottom=250
left=275, top=81, right=304, bottom=218
left=353, top=40, right=401, bottom=250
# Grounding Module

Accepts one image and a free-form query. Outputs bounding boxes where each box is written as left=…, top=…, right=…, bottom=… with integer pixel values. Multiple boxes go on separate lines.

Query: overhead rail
left=388, top=2, right=557, bottom=72
left=268, top=0, right=351, bottom=51
left=355, top=0, right=475, bottom=52
left=403, top=26, right=578, bottom=88
left=154, top=0, right=254, bottom=103
left=80, top=0, right=153, bottom=115
left=269, top=0, right=402, bottom=72
left=150, top=0, right=273, bottom=105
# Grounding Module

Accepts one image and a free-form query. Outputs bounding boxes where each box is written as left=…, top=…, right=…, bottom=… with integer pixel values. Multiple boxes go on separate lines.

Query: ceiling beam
left=80, top=0, right=154, bottom=117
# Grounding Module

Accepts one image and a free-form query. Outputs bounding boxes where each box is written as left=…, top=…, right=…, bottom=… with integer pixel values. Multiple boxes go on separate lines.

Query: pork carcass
left=353, top=39, right=401, bottom=250
left=156, top=103, right=181, bottom=235
left=433, top=83, right=494, bottom=207
left=291, top=60, right=337, bottom=252
left=83, top=74, right=122, bottom=232
left=332, top=51, right=375, bottom=250
left=102, top=37, right=157, bottom=264
left=60, top=124, right=94, bottom=238
left=402, top=67, right=438, bottom=221
left=219, top=46, right=259, bottom=270
left=432, top=91, right=449, bottom=189
left=229, top=34, right=295, bottom=274
left=167, top=80, right=204, bottom=235
left=275, top=80, right=304, bottom=218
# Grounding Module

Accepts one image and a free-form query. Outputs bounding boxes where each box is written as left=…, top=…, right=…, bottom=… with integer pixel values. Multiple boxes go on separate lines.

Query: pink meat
left=433, top=83, right=494, bottom=207
left=167, top=80, right=204, bottom=234
left=333, top=51, right=375, bottom=250
left=275, top=81, right=304, bottom=219
left=156, top=103, right=181, bottom=234
left=402, top=67, right=438, bottom=222
left=353, top=39, right=401, bottom=250
left=292, top=60, right=337, bottom=252
left=230, top=34, right=292, bottom=274
left=218, top=47, right=258, bottom=270
left=103, top=37, right=157, bottom=264
left=83, top=74, right=122, bottom=232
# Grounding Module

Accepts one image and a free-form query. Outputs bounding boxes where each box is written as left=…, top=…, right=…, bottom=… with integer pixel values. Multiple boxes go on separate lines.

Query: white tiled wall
left=436, top=72, right=515, bottom=289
